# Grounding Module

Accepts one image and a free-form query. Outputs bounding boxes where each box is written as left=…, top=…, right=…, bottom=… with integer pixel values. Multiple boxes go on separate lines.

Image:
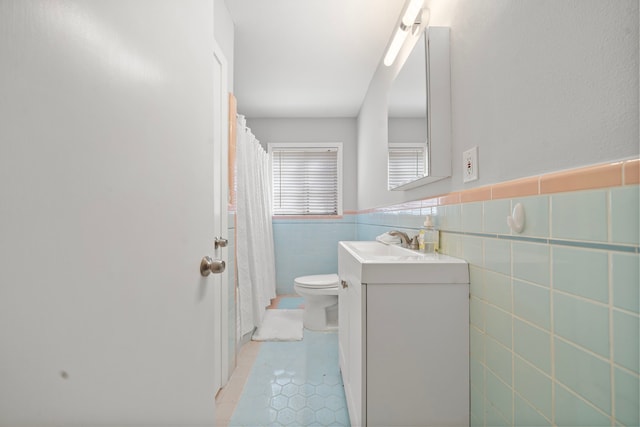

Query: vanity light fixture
left=383, top=0, right=424, bottom=67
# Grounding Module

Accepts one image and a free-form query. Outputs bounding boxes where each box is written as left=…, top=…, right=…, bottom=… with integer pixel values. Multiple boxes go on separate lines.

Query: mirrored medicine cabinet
left=388, top=26, right=451, bottom=191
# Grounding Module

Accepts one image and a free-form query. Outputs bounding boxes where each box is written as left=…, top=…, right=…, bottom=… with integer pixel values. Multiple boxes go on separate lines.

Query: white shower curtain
left=235, top=115, right=277, bottom=336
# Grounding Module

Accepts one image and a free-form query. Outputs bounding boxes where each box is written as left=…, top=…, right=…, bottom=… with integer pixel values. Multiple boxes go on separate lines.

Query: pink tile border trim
left=461, top=187, right=492, bottom=203
left=491, top=177, right=539, bottom=200
left=624, top=159, right=640, bottom=185
left=363, top=158, right=639, bottom=212
left=540, top=162, right=623, bottom=194
left=263, top=158, right=638, bottom=217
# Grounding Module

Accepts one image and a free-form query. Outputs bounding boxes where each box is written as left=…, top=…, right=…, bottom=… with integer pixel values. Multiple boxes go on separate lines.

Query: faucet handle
left=409, top=235, right=420, bottom=250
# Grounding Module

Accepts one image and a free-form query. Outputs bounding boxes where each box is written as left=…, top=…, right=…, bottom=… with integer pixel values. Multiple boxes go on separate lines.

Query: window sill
left=272, top=215, right=344, bottom=220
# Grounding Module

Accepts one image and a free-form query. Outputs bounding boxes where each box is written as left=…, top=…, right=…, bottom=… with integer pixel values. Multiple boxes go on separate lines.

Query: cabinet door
left=338, top=278, right=349, bottom=377
left=337, top=275, right=365, bottom=427
left=348, top=279, right=365, bottom=427
left=366, top=283, right=470, bottom=426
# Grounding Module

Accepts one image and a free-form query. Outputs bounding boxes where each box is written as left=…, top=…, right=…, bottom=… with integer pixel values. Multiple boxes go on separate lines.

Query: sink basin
left=338, top=241, right=469, bottom=284
left=342, top=240, right=424, bottom=259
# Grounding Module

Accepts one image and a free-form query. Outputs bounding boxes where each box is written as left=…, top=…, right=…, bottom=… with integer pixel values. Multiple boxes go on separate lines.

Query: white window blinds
left=271, top=145, right=341, bottom=215
left=388, top=145, right=426, bottom=190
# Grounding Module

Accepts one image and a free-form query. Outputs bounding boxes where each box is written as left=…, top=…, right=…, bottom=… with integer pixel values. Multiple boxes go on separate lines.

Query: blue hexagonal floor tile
left=229, top=329, right=350, bottom=426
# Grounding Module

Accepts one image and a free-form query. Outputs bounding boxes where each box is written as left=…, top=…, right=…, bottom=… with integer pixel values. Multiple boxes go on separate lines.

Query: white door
left=212, top=42, right=231, bottom=393
left=0, top=2, right=228, bottom=425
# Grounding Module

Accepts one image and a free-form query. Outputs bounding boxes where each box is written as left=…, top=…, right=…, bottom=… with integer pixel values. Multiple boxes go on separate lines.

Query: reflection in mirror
left=387, top=26, right=451, bottom=191
left=387, top=30, right=428, bottom=190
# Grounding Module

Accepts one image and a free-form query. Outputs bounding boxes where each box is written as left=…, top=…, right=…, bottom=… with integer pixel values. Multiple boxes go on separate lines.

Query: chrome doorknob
left=200, top=256, right=226, bottom=276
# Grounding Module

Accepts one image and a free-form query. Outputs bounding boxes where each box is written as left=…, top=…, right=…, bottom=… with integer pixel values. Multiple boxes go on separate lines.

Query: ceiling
left=225, top=0, right=406, bottom=118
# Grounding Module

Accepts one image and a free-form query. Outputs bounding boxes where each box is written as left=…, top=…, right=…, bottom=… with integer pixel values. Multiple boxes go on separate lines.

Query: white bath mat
left=252, top=309, right=304, bottom=342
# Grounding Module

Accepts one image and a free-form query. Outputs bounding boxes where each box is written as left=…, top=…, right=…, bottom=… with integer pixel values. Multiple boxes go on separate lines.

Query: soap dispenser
left=421, top=215, right=439, bottom=253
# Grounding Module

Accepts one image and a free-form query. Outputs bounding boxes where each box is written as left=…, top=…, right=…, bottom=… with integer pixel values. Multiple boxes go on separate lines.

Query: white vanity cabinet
left=338, top=241, right=470, bottom=427
left=338, top=245, right=366, bottom=427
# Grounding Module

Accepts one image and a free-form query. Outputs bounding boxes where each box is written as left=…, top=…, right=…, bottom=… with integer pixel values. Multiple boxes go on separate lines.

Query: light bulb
left=383, top=27, right=408, bottom=66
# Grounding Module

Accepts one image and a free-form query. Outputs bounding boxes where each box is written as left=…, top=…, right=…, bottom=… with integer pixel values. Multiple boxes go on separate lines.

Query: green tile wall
left=553, top=292, right=610, bottom=357
left=553, top=246, right=609, bottom=302
left=356, top=184, right=640, bottom=426
left=513, top=319, right=551, bottom=374
left=613, top=252, right=640, bottom=313
left=514, top=356, right=552, bottom=419
left=483, top=198, right=511, bottom=235
left=611, top=186, right=640, bottom=245
left=551, top=190, right=608, bottom=242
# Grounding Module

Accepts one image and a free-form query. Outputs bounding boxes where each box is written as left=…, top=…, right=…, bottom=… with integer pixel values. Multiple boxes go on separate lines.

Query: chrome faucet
left=389, top=231, right=419, bottom=250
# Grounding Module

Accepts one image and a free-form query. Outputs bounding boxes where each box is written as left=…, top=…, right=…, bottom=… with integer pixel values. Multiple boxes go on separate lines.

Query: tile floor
left=216, top=296, right=350, bottom=427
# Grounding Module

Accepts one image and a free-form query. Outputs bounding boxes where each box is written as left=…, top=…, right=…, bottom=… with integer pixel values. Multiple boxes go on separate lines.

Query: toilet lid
left=294, top=273, right=339, bottom=289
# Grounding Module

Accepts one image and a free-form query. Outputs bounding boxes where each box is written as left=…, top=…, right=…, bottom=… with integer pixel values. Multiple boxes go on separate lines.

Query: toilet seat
left=294, top=273, right=339, bottom=289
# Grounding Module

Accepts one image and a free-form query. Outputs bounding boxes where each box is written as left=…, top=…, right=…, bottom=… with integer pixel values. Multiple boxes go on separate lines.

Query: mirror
left=387, top=27, right=451, bottom=191
left=387, top=30, right=428, bottom=190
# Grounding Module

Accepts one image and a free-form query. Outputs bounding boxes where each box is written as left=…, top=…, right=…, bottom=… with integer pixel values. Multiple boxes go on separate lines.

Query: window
left=269, top=143, right=343, bottom=216
left=387, top=143, right=426, bottom=190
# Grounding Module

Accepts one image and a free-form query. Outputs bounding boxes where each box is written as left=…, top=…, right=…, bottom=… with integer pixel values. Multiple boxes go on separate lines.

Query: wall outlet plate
left=463, top=146, right=478, bottom=183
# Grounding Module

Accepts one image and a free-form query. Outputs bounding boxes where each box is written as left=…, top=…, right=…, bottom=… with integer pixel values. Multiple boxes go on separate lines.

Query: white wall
left=388, top=118, right=427, bottom=144
left=358, top=0, right=639, bottom=210
left=245, top=118, right=359, bottom=212
left=0, top=1, right=234, bottom=425
left=215, top=0, right=235, bottom=91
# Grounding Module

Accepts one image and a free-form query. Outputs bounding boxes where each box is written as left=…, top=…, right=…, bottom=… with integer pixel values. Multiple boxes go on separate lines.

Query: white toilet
left=293, top=273, right=339, bottom=331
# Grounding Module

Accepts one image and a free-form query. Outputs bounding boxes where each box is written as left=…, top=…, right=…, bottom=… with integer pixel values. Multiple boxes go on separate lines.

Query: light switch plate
left=463, top=146, right=478, bottom=183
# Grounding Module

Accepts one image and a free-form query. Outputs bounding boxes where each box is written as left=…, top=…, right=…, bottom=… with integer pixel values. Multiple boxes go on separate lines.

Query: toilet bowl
left=293, top=274, right=339, bottom=331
